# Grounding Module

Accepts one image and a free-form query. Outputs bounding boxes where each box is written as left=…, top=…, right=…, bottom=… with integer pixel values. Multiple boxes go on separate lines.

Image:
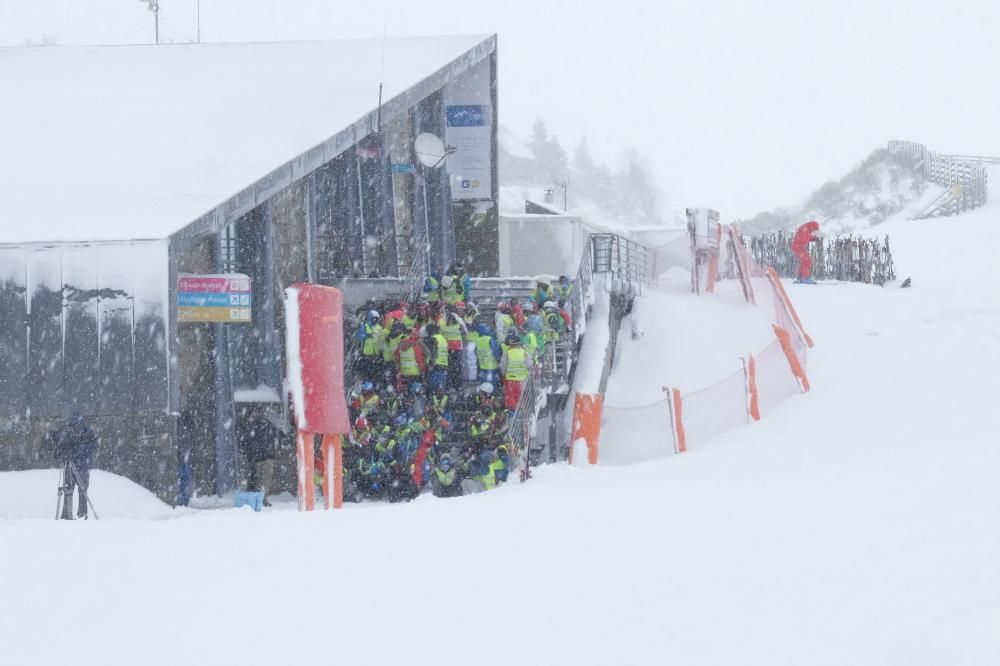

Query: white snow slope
left=2, top=200, right=1000, bottom=665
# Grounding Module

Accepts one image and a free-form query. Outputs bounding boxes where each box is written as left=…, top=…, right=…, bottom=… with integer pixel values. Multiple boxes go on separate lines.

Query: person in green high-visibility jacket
left=495, top=301, right=515, bottom=342
left=460, top=448, right=506, bottom=493
left=555, top=275, right=574, bottom=306
left=481, top=452, right=505, bottom=490
left=542, top=301, right=566, bottom=344
left=440, top=273, right=464, bottom=305
left=530, top=281, right=553, bottom=308
left=431, top=452, right=462, bottom=498
left=437, top=304, right=468, bottom=390
left=474, top=322, right=501, bottom=384
left=500, top=333, right=532, bottom=410
left=422, top=276, right=441, bottom=304
left=355, top=310, right=383, bottom=383
left=382, top=322, right=408, bottom=382
left=521, top=329, right=543, bottom=363
left=394, top=331, right=426, bottom=392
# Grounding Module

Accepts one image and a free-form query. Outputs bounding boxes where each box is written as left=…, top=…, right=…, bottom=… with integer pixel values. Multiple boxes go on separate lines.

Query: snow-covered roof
left=499, top=125, right=534, bottom=160
left=0, top=35, right=494, bottom=244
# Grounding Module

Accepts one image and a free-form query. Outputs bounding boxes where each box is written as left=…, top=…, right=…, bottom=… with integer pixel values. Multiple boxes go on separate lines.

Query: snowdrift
left=0, top=469, right=176, bottom=520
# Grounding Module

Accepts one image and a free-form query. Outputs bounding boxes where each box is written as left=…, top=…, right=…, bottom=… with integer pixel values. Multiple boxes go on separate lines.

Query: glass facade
left=312, top=85, right=468, bottom=282
left=224, top=212, right=280, bottom=395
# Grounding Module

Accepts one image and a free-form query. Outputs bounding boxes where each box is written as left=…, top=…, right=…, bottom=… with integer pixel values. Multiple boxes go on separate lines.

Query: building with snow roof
left=0, top=35, right=498, bottom=501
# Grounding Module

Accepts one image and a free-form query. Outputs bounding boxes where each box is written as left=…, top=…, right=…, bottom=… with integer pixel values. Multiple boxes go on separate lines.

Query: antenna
left=139, top=1, right=160, bottom=44
left=376, top=14, right=388, bottom=133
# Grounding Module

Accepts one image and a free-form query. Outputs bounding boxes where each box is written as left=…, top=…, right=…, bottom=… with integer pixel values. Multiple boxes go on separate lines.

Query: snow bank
left=0, top=469, right=176, bottom=520
left=570, top=288, right=610, bottom=394
left=606, top=279, right=774, bottom=405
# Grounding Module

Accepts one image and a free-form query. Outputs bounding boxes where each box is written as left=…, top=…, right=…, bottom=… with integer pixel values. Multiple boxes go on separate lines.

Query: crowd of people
left=341, top=263, right=575, bottom=501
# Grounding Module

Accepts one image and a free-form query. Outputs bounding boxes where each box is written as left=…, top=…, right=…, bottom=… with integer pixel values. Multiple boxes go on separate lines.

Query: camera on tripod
left=48, top=415, right=100, bottom=521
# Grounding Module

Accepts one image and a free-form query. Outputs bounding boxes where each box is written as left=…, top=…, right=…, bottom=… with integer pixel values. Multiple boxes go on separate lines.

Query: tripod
left=55, top=461, right=99, bottom=521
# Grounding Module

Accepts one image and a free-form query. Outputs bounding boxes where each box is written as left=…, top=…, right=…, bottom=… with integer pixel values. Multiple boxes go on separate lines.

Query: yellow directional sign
left=178, top=306, right=252, bottom=323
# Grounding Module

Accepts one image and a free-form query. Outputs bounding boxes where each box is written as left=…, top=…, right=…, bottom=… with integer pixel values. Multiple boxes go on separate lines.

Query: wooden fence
left=733, top=233, right=897, bottom=286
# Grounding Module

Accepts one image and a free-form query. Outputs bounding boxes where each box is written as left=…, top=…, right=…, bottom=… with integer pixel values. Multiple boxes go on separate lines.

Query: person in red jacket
left=791, top=220, right=822, bottom=283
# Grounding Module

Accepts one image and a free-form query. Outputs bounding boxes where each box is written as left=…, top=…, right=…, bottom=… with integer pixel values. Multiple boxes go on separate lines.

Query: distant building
left=0, top=36, right=498, bottom=501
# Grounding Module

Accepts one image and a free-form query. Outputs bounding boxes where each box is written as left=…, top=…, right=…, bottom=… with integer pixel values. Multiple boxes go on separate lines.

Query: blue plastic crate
left=234, top=490, right=264, bottom=512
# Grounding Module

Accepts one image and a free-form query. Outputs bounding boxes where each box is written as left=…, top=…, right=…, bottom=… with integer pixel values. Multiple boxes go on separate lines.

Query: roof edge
left=176, top=34, right=497, bottom=244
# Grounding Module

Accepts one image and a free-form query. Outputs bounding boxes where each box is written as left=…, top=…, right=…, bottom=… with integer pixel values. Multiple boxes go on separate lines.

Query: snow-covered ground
left=0, top=469, right=179, bottom=520
left=2, top=198, right=1000, bottom=664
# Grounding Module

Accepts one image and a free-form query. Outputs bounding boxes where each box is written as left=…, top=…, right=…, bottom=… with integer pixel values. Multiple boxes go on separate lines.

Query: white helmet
left=441, top=275, right=454, bottom=288
left=478, top=382, right=494, bottom=394
left=543, top=300, right=557, bottom=310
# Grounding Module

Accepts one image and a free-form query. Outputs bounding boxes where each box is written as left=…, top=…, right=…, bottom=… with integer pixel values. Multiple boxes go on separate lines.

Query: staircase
left=889, top=140, right=995, bottom=218
left=335, top=228, right=656, bottom=482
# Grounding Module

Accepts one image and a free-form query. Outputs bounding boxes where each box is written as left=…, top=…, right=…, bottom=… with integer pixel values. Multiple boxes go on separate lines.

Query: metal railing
left=508, top=363, right=544, bottom=482
left=508, top=232, right=655, bottom=473
left=589, top=233, right=652, bottom=295
left=888, top=140, right=992, bottom=217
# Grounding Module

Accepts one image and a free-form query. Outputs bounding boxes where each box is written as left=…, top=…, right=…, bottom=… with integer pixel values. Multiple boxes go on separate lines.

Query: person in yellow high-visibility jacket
left=499, top=333, right=533, bottom=410
left=521, top=329, right=543, bottom=363
left=355, top=310, right=383, bottom=383
left=473, top=321, right=501, bottom=384
left=440, top=273, right=464, bottom=305
left=394, top=332, right=427, bottom=393
left=542, top=300, right=566, bottom=344
left=382, top=322, right=408, bottom=383
left=437, top=304, right=468, bottom=390
left=424, top=323, right=450, bottom=392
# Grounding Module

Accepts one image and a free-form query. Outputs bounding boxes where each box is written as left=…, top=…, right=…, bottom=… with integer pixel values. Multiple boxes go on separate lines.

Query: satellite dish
left=414, top=133, right=448, bottom=168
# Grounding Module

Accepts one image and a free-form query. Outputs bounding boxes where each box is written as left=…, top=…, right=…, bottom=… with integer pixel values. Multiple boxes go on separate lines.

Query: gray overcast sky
left=4, top=0, right=1000, bottom=218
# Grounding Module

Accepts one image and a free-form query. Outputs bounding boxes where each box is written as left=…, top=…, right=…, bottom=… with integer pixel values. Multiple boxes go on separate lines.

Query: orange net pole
left=705, top=223, right=723, bottom=294
left=746, top=354, right=761, bottom=421
left=671, top=388, right=687, bottom=453
left=772, top=325, right=811, bottom=393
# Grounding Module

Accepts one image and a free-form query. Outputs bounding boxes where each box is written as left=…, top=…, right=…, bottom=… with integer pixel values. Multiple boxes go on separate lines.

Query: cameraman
left=50, top=413, right=98, bottom=520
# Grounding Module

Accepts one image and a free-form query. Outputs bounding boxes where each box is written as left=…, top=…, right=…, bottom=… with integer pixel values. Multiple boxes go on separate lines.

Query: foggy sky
left=4, top=0, right=1000, bottom=219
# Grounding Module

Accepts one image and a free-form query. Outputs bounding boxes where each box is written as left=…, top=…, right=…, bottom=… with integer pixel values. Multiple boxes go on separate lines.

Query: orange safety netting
left=581, top=223, right=814, bottom=463
left=679, top=366, right=749, bottom=449
left=650, top=223, right=814, bottom=455
left=599, top=397, right=677, bottom=463
left=752, top=338, right=802, bottom=417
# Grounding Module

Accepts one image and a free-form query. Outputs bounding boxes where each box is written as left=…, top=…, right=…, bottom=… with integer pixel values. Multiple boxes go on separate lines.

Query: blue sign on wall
left=446, top=105, right=487, bottom=128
